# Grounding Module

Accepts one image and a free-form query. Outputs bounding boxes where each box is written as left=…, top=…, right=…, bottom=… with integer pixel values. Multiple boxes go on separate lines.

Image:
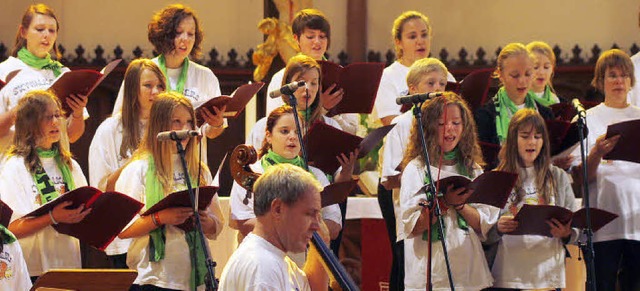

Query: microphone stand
left=173, top=137, right=218, bottom=290
left=576, top=110, right=596, bottom=291
left=412, top=103, right=455, bottom=290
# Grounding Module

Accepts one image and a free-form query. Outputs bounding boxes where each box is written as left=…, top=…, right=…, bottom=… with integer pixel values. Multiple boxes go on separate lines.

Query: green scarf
left=17, top=47, right=63, bottom=77
left=494, top=87, right=537, bottom=144
left=158, top=54, right=189, bottom=94
left=261, top=150, right=306, bottom=170
left=145, top=156, right=206, bottom=290
left=33, top=148, right=75, bottom=204
left=422, top=148, right=470, bottom=242
left=530, top=85, right=558, bottom=107
left=0, top=225, right=16, bottom=244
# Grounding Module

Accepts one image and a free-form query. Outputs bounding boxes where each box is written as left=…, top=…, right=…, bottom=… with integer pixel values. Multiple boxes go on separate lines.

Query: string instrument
left=230, top=145, right=359, bottom=291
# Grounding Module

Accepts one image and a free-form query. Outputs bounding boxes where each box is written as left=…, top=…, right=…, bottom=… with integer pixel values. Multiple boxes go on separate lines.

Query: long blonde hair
left=120, top=59, right=166, bottom=160
left=9, top=90, right=72, bottom=173
left=496, top=109, right=555, bottom=206
left=401, top=92, right=484, bottom=174
left=135, top=92, right=207, bottom=192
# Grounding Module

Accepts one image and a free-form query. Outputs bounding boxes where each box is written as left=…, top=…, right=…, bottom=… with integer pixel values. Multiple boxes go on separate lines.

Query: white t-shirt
left=0, top=57, right=72, bottom=154
left=0, top=238, right=32, bottom=290
left=112, top=57, right=221, bottom=114
left=266, top=68, right=360, bottom=134
left=399, top=160, right=497, bottom=290
left=219, top=233, right=310, bottom=290
left=247, top=115, right=343, bottom=153
left=88, top=114, right=146, bottom=255
left=0, top=154, right=86, bottom=276
left=491, top=167, right=576, bottom=289
left=115, top=154, right=222, bottom=290
left=570, top=103, right=640, bottom=242
left=627, top=52, right=640, bottom=106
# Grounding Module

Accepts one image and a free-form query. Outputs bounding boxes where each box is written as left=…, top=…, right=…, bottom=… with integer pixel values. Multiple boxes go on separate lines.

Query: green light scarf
left=494, top=87, right=537, bottom=144
left=530, top=85, right=558, bottom=107
left=158, top=54, right=189, bottom=94
left=33, top=148, right=75, bottom=204
left=17, top=47, right=63, bottom=77
left=261, top=150, right=306, bottom=170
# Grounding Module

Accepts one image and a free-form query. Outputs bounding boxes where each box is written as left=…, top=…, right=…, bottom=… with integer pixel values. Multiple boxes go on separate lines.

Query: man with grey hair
left=219, top=163, right=330, bottom=290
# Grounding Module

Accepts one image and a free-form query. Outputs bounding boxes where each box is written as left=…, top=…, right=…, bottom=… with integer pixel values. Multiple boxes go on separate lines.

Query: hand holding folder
left=195, top=82, right=264, bottom=126
left=511, top=205, right=618, bottom=237
left=24, top=186, right=143, bottom=250
left=436, top=171, right=517, bottom=209
left=318, top=61, right=384, bottom=117
left=304, top=121, right=395, bottom=174
left=604, top=118, right=640, bottom=163
left=142, top=186, right=219, bottom=232
left=49, top=59, right=122, bottom=116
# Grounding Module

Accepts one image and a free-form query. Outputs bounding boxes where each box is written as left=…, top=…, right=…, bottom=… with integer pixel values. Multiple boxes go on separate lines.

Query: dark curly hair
left=147, top=4, right=203, bottom=59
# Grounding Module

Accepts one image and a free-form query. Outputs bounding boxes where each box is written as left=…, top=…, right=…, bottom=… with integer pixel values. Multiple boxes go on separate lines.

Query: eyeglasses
left=43, top=113, right=62, bottom=123
left=606, top=73, right=630, bottom=81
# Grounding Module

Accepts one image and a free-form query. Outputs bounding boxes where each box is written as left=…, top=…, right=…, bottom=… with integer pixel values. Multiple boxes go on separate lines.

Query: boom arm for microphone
left=396, top=92, right=443, bottom=105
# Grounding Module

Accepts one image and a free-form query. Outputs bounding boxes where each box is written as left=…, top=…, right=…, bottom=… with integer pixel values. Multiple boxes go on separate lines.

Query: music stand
left=31, top=269, right=137, bottom=291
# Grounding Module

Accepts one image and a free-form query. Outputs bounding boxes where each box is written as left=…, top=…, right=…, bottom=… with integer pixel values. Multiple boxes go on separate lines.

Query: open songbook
left=303, top=121, right=395, bottom=174
left=142, top=186, right=219, bottom=232
left=48, top=59, right=122, bottom=116
left=511, top=205, right=618, bottom=237
left=434, top=170, right=518, bottom=209
left=24, top=186, right=143, bottom=250
left=0, top=200, right=12, bottom=228
left=604, top=118, right=640, bottom=164
left=195, top=82, right=264, bottom=126
left=545, top=119, right=587, bottom=158
left=318, top=61, right=384, bottom=117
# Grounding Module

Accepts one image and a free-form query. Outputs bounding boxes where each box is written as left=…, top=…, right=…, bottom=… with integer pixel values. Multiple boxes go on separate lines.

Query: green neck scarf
left=145, top=156, right=206, bottom=290
left=33, top=147, right=75, bottom=204
left=17, top=47, right=63, bottom=77
left=530, top=85, right=558, bottom=107
left=0, top=225, right=16, bottom=244
left=422, top=151, right=471, bottom=242
left=158, top=54, right=189, bottom=94
left=261, top=150, right=306, bottom=170
left=495, top=87, right=537, bottom=144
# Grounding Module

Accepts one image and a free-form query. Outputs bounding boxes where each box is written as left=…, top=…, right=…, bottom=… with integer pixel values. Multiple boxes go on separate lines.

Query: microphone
left=395, top=92, right=443, bottom=105
left=156, top=130, right=200, bottom=142
left=268, top=81, right=306, bottom=98
left=572, top=98, right=586, bottom=115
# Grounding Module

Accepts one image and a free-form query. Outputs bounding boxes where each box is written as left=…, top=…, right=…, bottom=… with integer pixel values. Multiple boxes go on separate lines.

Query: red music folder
left=436, top=171, right=517, bottom=209
left=511, top=205, right=618, bottom=237
left=142, top=186, right=219, bottom=232
left=318, top=61, right=384, bottom=116
left=304, top=121, right=395, bottom=174
left=604, top=118, right=640, bottom=163
left=545, top=119, right=587, bottom=157
left=0, top=200, right=13, bottom=228
left=195, top=82, right=264, bottom=126
left=479, top=141, right=501, bottom=171
left=49, top=59, right=122, bottom=116
left=320, top=180, right=358, bottom=208
left=24, top=186, right=143, bottom=250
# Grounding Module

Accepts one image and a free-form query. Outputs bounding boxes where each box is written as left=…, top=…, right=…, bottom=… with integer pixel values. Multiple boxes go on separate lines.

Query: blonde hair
left=591, top=49, right=636, bottom=92
left=496, top=109, right=554, bottom=206
left=392, top=11, right=431, bottom=60
left=120, top=59, right=166, bottom=160
left=526, top=41, right=556, bottom=90
left=9, top=90, right=72, bottom=173
left=401, top=92, right=484, bottom=174
left=135, top=92, right=207, bottom=192
left=406, top=57, right=448, bottom=89
left=493, top=43, right=534, bottom=80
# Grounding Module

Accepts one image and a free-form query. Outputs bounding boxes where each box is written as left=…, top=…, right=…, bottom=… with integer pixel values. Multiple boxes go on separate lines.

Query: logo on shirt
left=0, top=251, right=15, bottom=281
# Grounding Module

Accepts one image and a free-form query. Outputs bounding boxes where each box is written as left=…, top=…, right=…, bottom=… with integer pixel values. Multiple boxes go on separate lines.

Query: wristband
left=210, top=122, right=224, bottom=129
left=49, top=210, right=59, bottom=225
left=152, top=212, right=162, bottom=226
